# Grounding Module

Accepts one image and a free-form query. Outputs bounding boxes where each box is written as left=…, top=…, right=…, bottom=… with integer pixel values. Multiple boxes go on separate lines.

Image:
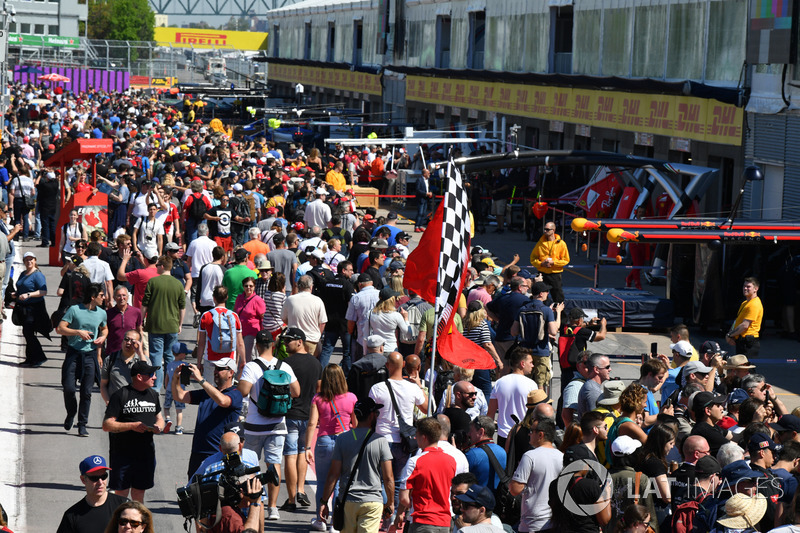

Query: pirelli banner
left=269, top=64, right=382, bottom=97
left=406, top=76, right=744, bottom=146
left=154, top=27, right=268, bottom=50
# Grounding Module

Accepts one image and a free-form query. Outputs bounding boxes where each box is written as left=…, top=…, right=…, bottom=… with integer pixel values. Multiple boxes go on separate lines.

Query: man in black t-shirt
left=281, top=335, right=323, bottom=511
left=690, top=391, right=732, bottom=457
left=56, top=455, right=129, bottom=533
left=102, top=361, right=166, bottom=502
left=204, top=194, right=233, bottom=251
left=318, top=260, right=356, bottom=372
left=37, top=170, right=60, bottom=247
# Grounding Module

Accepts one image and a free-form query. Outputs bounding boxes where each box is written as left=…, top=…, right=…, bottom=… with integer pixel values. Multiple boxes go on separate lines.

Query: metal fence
left=9, top=38, right=266, bottom=87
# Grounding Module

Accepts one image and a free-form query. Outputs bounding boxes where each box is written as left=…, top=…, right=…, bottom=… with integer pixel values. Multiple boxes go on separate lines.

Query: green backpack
left=253, top=359, right=293, bottom=417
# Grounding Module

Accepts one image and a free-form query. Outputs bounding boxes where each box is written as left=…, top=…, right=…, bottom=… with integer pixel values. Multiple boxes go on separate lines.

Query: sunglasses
left=123, top=338, right=138, bottom=343
left=118, top=518, right=145, bottom=528
left=86, top=472, right=109, bottom=482
left=599, top=365, right=612, bottom=370
left=464, top=392, right=478, bottom=397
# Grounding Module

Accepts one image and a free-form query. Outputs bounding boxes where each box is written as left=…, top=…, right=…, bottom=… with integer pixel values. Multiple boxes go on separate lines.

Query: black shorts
left=109, top=451, right=156, bottom=491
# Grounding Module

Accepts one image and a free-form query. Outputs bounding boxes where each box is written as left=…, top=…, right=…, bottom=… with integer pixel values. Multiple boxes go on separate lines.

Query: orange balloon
left=581, top=243, right=588, bottom=252
left=616, top=255, right=623, bottom=263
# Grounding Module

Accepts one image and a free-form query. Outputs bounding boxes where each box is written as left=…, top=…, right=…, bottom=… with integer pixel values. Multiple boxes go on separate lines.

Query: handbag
left=385, top=378, right=417, bottom=454
left=333, top=429, right=372, bottom=531
left=17, top=177, right=35, bottom=210
left=480, top=444, right=521, bottom=526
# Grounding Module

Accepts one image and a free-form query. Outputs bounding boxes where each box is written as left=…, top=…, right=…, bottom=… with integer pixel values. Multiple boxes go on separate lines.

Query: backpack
left=517, top=304, right=546, bottom=347
left=399, top=300, right=428, bottom=344
left=253, top=359, right=293, bottom=417
left=557, top=325, right=583, bottom=370
left=187, top=193, right=208, bottom=222
left=433, top=369, right=455, bottom=406
left=348, top=363, right=388, bottom=403
left=672, top=494, right=717, bottom=533
left=208, top=307, right=236, bottom=353
left=230, top=196, right=250, bottom=224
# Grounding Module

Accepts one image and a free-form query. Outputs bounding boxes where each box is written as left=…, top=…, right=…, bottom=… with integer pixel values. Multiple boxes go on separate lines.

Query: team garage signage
left=268, top=63, right=382, bottom=97
left=406, top=76, right=743, bottom=147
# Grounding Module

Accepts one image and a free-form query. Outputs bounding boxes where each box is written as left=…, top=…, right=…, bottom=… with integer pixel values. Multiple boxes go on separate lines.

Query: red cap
left=48, top=144, right=55, bottom=151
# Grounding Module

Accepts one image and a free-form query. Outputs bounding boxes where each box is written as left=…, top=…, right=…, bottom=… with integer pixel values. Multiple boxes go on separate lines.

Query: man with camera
left=171, top=357, right=244, bottom=480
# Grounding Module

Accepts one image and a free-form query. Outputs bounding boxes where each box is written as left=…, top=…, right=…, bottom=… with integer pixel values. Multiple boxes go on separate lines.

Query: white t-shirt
left=83, top=256, right=114, bottom=284
left=199, top=263, right=224, bottom=307
left=490, top=374, right=538, bottom=438
left=186, top=236, right=217, bottom=275
left=512, top=446, right=563, bottom=532
left=280, top=291, right=327, bottom=343
left=369, top=378, right=426, bottom=443
left=133, top=217, right=165, bottom=259
left=240, top=356, right=298, bottom=436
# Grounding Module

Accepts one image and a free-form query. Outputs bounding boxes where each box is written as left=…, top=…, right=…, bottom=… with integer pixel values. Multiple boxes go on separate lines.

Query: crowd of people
left=0, top=81, right=791, bottom=533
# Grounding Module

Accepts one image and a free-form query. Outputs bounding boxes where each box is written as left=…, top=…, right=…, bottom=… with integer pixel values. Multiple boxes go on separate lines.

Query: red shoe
left=415, top=227, right=423, bottom=232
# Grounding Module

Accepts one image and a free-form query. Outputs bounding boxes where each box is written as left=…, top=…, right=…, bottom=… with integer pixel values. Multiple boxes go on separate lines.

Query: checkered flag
left=435, top=163, right=471, bottom=336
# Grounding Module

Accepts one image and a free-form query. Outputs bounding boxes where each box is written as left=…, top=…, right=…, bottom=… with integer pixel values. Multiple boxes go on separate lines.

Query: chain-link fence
left=9, top=38, right=265, bottom=87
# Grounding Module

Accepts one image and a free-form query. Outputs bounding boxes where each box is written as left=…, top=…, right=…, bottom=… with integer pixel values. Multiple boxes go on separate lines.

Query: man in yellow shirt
left=325, top=161, right=347, bottom=192
left=529, top=222, right=570, bottom=303
left=726, top=277, right=763, bottom=358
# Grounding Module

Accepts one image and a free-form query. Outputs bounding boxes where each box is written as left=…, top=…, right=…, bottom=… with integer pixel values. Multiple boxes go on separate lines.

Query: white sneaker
left=267, top=507, right=280, bottom=521
left=310, top=518, right=327, bottom=531
left=329, top=526, right=339, bottom=533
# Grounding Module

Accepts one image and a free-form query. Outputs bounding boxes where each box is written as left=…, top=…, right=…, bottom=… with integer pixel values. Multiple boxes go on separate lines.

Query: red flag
left=403, top=202, right=444, bottom=304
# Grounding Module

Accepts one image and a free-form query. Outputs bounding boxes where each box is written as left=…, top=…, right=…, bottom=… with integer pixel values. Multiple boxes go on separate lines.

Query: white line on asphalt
left=0, top=247, right=25, bottom=531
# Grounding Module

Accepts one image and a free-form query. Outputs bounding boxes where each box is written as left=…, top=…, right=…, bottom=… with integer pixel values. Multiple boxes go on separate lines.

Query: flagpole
left=427, top=161, right=452, bottom=415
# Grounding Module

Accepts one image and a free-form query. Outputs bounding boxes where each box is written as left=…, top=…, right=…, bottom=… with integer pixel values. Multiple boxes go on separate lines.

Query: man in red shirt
left=197, top=285, right=245, bottom=382
left=115, top=247, right=158, bottom=309
left=396, top=417, right=457, bottom=533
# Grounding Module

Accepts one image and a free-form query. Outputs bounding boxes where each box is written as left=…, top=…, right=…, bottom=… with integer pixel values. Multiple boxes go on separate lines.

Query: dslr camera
left=176, top=452, right=276, bottom=522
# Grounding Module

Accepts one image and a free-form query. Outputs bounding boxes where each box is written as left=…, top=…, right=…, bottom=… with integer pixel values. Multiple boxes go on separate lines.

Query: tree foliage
left=87, top=0, right=155, bottom=42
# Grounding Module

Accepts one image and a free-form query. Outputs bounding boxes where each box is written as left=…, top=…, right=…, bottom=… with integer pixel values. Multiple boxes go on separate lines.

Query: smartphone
left=180, top=365, right=191, bottom=386
left=650, top=342, right=659, bottom=359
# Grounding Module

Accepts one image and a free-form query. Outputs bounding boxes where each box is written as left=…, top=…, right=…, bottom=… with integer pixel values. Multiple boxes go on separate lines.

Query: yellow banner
left=269, top=63, right=382, bottom=96
left=406, top=76, right=743, bottom=146
left=154, top=27, right=268, bottom=51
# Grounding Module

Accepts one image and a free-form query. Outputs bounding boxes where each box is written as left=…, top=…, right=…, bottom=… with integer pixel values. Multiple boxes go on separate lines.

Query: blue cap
left=722, top=460, right=765, bottom=483
left=79, top=455, right=110, bottom=475
left=748, top=432, right=782, bottom=454
left=172, top=342, right=192, bottom=355
left=727, top=388, right=749, bottom=406
left=455, top=484, right=496, bottom=511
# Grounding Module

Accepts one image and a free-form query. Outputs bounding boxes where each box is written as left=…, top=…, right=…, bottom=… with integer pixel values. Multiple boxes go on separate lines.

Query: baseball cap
left=233, top=183, right=243, bottom=191
left=700, top=340, right=726, bottom=356
left=370, top=238, right=389, bottom=249
left=395, top=231, right=410, bottom=241
left=749, top=432, right=783, bottom=454
left=695, top=456, right=722, bottom=476
left=310, top=248, right=325, bottom=260
left=212, top=357, right=237, bottom=372
left=670, top=340, right=694, bottom=358
left=722, top=460, right=765, bottom=483
left=316, top=187, right=328, bottom=195
left=683, top=361, right=713, bottom=376
left=79, top=455, right=111, bottom=475
left=171, top=342, right=192, bottom=355
left=357, top=273, right=373, bottom=284
left=354, top=397, right=384, bottom=417
left=234, top=248, right=250, bottom=262
left=692, top=391, right=727, bottom=414
left=255, top=329, right=273, bottom=345
left=531, top=281, right=551, bottom=294
left=23, top=251, right=36, bottom=260
left=386, top=211, right=398, bottom=220
left=389, top=259, right=405, bottom=272
left=379, top=286, right=403, bottom=302
left=727, top=388, right=749, bottom=406
left=366, top=335, right=385, bottom=349
left=770, top=415, right=800, bottom=434
left=130, top=360, right=159, bottom=376
left=455, top=484, right=496, bottom=511
left=611, top=435, right=643, bottom=456
left=516, top=269, right=533, bottom=280
left=282, top=327, right=306, bottom=342
left=568, top=307, right=588, bottom=320
left=165, top=242, right=180, bottom=252
left=224, top=421, right=243, bottom=436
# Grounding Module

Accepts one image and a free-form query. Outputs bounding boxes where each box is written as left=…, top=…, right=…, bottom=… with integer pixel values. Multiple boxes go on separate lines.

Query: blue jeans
left=13, top=198, right=30, bottom=239
left=389, top=442, right=410, bottom=508
left=62, top=347, right=96, bottom=428
left=149, top=332, right=178, bottom=390
left=185, top=219, right=199, bottom=242
left=315, top=434, right=339, bottom=513
left=40, top=211, right=55, bottom=246
left=320, top=329, right=351, bottom=375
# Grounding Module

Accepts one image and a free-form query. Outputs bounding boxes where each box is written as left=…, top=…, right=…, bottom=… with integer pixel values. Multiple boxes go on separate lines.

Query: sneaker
left=310, top=518, right=328, bottom=531
left=267, top=507, right=280, bottom=521
left=165, top=416, right=172, bottom=424
left=64, top=414, right=74, bottom=431
left=296, top=492, right=311, bottom=507
left=279, top=499, right=297, bottom=512
left=175, top=426, right=184, bottom=435
left=192, top=314, right=201, bottom=328
left=330, top=526, right=339, bottom=533
left=78, top=426, right=89, bottom=437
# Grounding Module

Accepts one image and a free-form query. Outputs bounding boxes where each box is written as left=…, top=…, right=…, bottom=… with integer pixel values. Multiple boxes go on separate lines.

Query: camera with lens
left=177, top=452, right=273, bottom=522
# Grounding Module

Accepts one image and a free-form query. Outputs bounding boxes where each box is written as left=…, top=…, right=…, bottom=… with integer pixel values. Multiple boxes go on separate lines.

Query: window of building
left=551, top=6, right=573, bottom=74
left=353, top=20, right=363, bottom=66
left=435, top=16, right=451, bottom=69
left=34, top=24, right=44, bottom=34
left=304, top=22, right=312, bottom=60
left=327, top=22, right=335, bottom=62
left=466, top=11, right=485, bottom=69
left=20, top=23, right=31, bottom=34
left=49, top=25, right=59, bottom=35
left=272, top=24, right=279, bottom=57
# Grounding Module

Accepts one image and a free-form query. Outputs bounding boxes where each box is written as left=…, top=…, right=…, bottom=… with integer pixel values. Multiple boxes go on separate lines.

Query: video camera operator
left=198, top=477, right=264, bottom=533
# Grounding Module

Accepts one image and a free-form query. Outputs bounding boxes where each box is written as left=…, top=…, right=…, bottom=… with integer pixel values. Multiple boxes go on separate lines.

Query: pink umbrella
left=38, top=73, right=70, bottom=83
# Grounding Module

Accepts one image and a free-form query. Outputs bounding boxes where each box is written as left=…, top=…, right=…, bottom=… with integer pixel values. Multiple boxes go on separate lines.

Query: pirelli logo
left=175, top=32, right=228, bottom=46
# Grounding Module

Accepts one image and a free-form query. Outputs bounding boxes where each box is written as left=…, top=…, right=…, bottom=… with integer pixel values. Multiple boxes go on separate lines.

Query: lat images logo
left=555, top=459, right=613, bottom=516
